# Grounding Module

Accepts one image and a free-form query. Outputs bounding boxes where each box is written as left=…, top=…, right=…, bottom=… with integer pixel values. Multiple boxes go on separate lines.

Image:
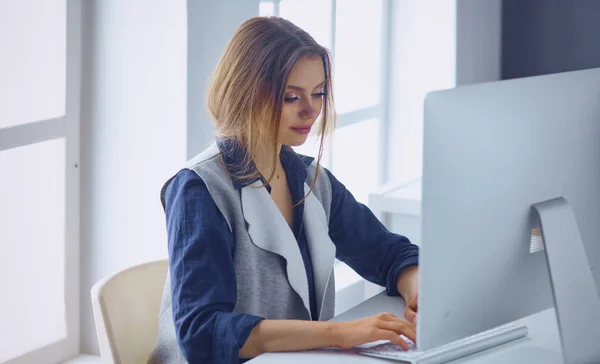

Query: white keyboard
left=358, top=323, right=528, bottom=364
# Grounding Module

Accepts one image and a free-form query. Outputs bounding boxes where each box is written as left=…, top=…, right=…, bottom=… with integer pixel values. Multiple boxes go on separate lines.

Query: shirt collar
left=216, top=137, right=315, bottom=190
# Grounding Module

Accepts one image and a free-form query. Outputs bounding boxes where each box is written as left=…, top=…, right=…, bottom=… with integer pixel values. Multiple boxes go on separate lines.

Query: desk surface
left=247, top=292, right=564, bottom=364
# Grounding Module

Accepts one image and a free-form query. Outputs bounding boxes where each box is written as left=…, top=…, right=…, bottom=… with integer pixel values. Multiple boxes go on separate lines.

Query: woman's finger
left=405, top=308, right=417, bottom=325
left=378, top=312, right=407, bottom=323
left=409, top=302, right=418, bottom=312
left=406, top=296, right=418, bottom=312
left=377, top=312, right=401, bottom=321
left=377, top=321, right=416, bottom=343
left=377, top=329, right=410, bottom=350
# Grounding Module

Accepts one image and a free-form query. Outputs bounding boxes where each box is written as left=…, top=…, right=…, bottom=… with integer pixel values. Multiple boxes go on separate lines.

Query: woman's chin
left=281, top=134, right=310, bottom=147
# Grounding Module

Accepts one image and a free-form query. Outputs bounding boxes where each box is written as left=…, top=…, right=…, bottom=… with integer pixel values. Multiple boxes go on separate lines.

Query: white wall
left=186, top=0, right=260, bottom=158
left=79, top=0, right=187, bottom=354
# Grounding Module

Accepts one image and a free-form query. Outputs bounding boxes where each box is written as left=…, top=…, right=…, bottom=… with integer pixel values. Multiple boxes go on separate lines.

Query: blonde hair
left=206, top=16, right=336, bottom=194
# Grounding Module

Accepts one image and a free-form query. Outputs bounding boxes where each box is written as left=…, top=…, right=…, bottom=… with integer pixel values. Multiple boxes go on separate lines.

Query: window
left=260, top=0, right=389, bottom=204
left=0, top=1, right=80, bottom=363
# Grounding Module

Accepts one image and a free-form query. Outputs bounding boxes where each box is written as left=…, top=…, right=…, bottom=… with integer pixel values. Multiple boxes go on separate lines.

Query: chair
left=91, top=259, right=169, bottom=364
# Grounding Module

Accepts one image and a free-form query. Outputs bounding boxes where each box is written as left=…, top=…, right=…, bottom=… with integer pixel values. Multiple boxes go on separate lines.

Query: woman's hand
left=397, top=266, right=419, bottom=320
left=330, top=312, right=416, bottom=350
left=404, top=294, right=418, bottom=325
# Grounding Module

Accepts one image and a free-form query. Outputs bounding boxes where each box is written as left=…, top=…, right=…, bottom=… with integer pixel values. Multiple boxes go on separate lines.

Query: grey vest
left=149, top=144, right=337, bottom=364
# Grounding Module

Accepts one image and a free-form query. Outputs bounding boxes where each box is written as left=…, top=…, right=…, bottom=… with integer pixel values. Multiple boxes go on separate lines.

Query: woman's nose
left=300, top=98, right=319, bottom=119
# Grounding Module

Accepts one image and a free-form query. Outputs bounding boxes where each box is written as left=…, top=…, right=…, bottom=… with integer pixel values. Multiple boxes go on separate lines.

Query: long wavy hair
left=206, top=16, right=336, bottom=195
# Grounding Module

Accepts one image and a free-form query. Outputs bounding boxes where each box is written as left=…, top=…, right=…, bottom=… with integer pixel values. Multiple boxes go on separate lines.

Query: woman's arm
left=240, top=312, right=417, bottom=357
left=397, top=265, right=419, bottom=303
left=164, top=170, right=263, bottom=363
left=325, top=169, right=419, bottom=298
left=397, top=266, right=419, bottom=324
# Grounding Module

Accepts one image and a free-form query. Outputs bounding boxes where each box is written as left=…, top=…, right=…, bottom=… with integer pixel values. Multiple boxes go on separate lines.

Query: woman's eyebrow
left=286, top=81, right=326, bottom=91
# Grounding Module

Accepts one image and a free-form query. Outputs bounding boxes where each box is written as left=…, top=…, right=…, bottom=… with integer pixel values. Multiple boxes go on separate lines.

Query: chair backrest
left=91, top=259, right=168, bottom=364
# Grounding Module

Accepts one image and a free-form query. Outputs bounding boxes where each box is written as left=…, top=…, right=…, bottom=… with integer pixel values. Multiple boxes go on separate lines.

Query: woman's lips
left=291, top=126, right=312, bottom=135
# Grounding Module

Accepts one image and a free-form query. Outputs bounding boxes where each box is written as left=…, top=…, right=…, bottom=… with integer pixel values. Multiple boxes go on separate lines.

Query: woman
left=149, top=16, right=419, bottom=364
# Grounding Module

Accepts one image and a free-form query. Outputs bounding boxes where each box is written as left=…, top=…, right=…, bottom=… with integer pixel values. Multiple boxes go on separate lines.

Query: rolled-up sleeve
left=325, top=169, right=419, bottom=297
left=164, top=169, right=263, bottom=364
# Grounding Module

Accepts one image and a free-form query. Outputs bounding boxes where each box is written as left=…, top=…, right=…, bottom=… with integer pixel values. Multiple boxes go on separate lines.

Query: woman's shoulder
left=162, top=165, right=235, bottom=205
left=160, top=169, right=210, bottom=210
left=162, top=165, right=240, bottom=230
left=159, top=142, right=233, bottom=207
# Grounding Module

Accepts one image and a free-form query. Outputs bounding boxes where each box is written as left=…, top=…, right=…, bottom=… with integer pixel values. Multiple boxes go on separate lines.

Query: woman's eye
left=284, top=92, right=325, bottom=103
left=284, top=96, right=300, bottom=103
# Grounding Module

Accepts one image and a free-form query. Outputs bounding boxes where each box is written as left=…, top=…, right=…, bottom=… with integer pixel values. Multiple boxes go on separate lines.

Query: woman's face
left=278, top=56, right=326, bottom=147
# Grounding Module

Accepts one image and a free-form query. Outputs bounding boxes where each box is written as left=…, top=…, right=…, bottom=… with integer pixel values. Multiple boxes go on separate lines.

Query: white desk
left=247, top=292, right=564, bottom=363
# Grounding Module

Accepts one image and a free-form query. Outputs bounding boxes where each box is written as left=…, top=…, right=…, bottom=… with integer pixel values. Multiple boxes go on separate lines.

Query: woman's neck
left=254, top=143, right=284, bottom=181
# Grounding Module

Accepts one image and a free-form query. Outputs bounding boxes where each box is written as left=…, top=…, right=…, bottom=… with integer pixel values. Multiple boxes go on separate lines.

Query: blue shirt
left=162, top=139, right=419, bottom=364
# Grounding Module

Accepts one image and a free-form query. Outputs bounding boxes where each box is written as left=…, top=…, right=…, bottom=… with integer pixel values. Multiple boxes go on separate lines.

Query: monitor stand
left=531, top=197, right=600, bottom=364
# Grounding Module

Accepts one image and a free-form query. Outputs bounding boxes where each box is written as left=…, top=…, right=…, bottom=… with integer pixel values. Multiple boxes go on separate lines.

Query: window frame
left=0, top=1, right=81, bottom=363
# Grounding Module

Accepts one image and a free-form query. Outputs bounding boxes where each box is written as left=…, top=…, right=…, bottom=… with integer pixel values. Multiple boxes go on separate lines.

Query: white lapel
left=240, top=181, right=311, bottom=316
left=302, top=183, right=337, bottom=319
left=185, top=143, right=219, bottom=168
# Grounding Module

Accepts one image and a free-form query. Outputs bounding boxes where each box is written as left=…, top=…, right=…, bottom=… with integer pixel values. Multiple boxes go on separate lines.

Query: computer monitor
left=417, top=68, right=600, bottom=359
